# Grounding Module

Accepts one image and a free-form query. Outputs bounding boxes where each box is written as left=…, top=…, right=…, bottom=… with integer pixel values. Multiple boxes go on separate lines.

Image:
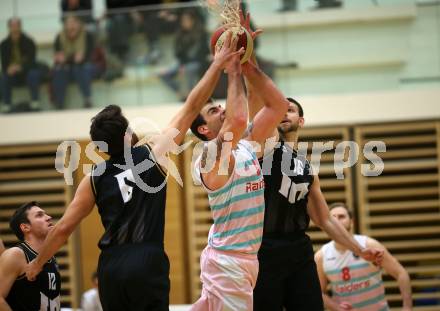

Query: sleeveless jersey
left=322, top=235, right=389, bottom=311
left=259, top=140, right=314, bottom=236
left=91, top=145, right=167, bottom=249
left=194, top=140, right=265, bottom=254
left=6, top=242, right=61, bottom=311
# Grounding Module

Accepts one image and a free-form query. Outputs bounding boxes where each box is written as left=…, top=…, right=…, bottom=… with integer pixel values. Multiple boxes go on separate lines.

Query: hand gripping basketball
left=210, top=26, right=254, bottom=64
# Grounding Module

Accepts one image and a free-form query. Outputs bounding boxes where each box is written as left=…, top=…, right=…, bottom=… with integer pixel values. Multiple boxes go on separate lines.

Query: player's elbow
left=397, top=268, right=411, bottom=283
left=233, top=118, right=248, bottom=138
left=228, top=110, right=248, bottom=133
left=233, top=114, right=248, bottom=129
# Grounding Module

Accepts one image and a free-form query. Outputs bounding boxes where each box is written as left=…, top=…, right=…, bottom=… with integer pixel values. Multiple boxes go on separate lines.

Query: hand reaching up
left=213, top=31, right=244, bottom=71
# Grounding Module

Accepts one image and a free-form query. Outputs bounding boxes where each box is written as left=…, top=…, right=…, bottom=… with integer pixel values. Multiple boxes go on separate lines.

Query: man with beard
left=248, top=94, right=384, bottom=311
left=315, top=203, right=412, bottom=311
left=189, top=29, right=289, bottom=309
left=0, top=202, right=61, bottom=311
left=235, top=10, right=384, bottom=309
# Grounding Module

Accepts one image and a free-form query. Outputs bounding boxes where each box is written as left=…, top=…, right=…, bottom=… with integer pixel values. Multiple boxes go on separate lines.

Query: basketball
left=210, top=26, right=254, bottom=64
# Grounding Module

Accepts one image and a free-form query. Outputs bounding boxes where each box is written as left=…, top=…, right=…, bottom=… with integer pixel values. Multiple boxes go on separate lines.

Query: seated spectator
left=0, top=18, right=42, bottom=113
left=61, top=0, right=93, bottom=25
left=278, top=0, right=298, bottom=11
left=81, top=271, right=102, bottom=311
left=134, top=1, right=163, bottom=65
left=52, top=15, right=97, bottom=109
left=105, top=0, right=153, bottom=63
left=159, top=10, right=209, bottom=101
left=105, top=15, right=134, bottom=62
left=138, top=1, right=207, bottom=65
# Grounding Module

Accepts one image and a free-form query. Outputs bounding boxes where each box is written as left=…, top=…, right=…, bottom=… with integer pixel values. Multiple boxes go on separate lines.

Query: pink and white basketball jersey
left=194, top=140, right=265, bottom=255
left=322, top=235, right=389, bottom=311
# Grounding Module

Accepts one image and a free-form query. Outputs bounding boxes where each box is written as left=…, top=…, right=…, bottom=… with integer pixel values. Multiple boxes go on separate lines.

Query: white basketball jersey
left=322, top=235, right=389, bottom=311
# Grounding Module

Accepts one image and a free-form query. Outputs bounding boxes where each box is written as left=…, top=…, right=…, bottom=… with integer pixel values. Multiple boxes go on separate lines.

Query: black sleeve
left=84, top=32, right=95, bottom=61
left=90, top=164, right=98, bottom=197
left=54, top=34, right=61, bottom=52
left=174, top=34, right=184, bottom=62
left=195, top=31, right=210, bottom=60
left=81, top=0, right=92, bottom=10
left=0, top=40, right=8, bottom=73
left=22, top=36, right=36, bottom=71
left=61, top=0, right=67, bottom=12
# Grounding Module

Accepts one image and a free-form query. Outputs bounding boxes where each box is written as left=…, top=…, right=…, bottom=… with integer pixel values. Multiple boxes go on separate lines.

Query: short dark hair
left=329, top=202, right=353, bottom=219
left=10, top=201, right=38, bottom=241
left=90, top=105, right=129, bottom=156
left=189, top=98, right=214, bottom=141
left=287, top=97, right=304, bottom=117
left=190, top=113, right=208, bottom=141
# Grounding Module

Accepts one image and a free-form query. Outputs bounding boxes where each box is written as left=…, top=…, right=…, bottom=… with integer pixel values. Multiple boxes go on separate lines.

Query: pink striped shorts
left=190, top=246, right=259, bottom=311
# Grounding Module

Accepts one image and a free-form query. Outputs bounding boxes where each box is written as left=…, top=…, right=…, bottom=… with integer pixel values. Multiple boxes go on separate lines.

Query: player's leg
left=125, top=244, right=170, bottom=311
left=253, top=253, right=284, bottom=311
left=284, top=241, right=323, bottom=311
left=190, top=247, right=215, bottom=311
left=97, top=248, right=128, bottom=311
left=253, top=239, right=290, bottom=311
left=142, top=250, right=170, bottom=311
left=192, top=247, right=257, bottom=311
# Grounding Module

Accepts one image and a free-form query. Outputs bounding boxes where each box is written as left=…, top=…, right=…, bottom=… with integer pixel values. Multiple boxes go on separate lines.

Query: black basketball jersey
left=6, top=242, right=61, bottom=311
left=91, top=145, right=167, bottom=249
left=260, top=140, right=314, bottom=236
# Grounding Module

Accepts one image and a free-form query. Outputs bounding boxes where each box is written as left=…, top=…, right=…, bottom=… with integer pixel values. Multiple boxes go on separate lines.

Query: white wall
left=1, top=88, right=439, bottom=145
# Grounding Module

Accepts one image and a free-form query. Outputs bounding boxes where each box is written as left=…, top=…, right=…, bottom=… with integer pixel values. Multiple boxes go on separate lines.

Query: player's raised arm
left=26, top=177, right=96, bottom=280
left=239, top=11, right=264, bottom=122
left=200, top=35, right=248, bottom=190
left=151, top=31, right=244, bottom=159
left=239, top=11, right=288, bottom=149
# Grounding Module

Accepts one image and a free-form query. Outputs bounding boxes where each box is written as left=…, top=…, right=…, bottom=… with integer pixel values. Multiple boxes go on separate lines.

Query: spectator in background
left=159, top=10, right=209, bottom=101
left=315, top=203, right=412, bottom=311
left=0, top=18, right=41, bottom=113
left=53, top=15, right=97, bottom=109
left=81, top=271, right=102, bottom=311
left=134, top=0, right=163, bottom=65
left=105, top=0, right=136, bottom=62
left=104, top=0, right=164, bottom=63
left=61, top=0, right=93, bottom=25
left=278, top=0, right=298, bottom=11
